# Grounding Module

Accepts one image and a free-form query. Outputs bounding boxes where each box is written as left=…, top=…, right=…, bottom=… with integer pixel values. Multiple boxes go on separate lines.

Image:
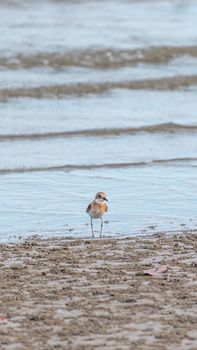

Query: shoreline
left=0, top=231, right=196, bottom=349
left=2, top=227, right=197, bottom=246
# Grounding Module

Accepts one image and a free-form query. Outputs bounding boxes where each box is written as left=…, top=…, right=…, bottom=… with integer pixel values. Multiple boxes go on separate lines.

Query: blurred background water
left=0, top=0, right=197, bottom=242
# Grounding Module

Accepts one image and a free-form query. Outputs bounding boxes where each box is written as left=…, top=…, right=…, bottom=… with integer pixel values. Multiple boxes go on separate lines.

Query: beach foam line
left=0, top=75, right=197, bottom=100
left=1, top=158, right=196, bottom=175
left=1, top=123, right=197, bottom=142
left=1, top=46, right=197, bottom=69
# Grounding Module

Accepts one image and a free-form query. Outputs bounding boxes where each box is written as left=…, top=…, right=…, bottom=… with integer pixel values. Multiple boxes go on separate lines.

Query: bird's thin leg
left=100, top=217, right=104, bottom=238
left=91, top=218, right=94, bottom=238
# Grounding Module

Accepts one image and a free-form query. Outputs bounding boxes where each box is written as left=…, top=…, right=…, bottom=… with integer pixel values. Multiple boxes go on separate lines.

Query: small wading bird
left=86, top=192, right=108, bottom=237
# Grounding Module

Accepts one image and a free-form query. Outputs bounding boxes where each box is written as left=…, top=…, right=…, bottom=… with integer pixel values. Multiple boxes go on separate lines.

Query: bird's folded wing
left=86, top=203, right=92, bottom=213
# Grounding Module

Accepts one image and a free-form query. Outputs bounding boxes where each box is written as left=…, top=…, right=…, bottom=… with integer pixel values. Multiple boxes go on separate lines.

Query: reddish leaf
left=0, top=317, right=8, bottom=323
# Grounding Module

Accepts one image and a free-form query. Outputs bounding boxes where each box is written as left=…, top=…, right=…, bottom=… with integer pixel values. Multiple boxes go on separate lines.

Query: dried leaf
left=0, top=317, right=8, bottom=323
left=144, top=265, right=169, bottom=276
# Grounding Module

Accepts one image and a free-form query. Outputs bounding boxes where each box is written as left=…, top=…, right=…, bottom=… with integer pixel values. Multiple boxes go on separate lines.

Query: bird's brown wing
left=86, top=203, right=92, bottom=213
left=105, top=204, right=108, bottom=212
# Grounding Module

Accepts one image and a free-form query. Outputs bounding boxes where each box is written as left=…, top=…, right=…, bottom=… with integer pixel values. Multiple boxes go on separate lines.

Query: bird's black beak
left=104, top=197, right=108, bottom=201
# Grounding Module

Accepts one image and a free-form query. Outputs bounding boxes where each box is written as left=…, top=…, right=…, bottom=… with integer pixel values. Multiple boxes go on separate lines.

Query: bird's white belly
left=88, top=208, right=103, bottom=219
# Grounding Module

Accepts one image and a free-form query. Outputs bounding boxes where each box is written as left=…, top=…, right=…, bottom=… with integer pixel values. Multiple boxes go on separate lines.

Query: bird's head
left=95, top=192, right=108, bottom=204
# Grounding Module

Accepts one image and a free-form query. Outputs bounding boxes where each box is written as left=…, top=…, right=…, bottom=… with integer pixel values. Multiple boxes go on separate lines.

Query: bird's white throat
left=95, top=198, right=105, bottom=204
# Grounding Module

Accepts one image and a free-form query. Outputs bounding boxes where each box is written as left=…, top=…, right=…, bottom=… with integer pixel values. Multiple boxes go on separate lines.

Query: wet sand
left=0, top=232, right=196, bottom=350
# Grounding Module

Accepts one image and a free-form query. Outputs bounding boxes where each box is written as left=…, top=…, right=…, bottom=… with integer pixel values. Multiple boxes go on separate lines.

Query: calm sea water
left=0, top=0, right=197, bottom=242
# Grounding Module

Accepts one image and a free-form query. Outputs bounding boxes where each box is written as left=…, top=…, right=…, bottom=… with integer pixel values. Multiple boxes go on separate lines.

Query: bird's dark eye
left=98, top=194, right=101, bottom=198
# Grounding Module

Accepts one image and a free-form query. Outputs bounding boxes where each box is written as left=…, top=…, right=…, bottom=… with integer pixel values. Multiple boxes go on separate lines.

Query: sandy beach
left=0, top=232, right=196, bottom=350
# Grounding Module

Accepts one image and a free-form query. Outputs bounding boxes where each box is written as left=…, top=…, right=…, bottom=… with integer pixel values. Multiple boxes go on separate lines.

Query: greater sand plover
left=86, top=192, right=108, bottom=237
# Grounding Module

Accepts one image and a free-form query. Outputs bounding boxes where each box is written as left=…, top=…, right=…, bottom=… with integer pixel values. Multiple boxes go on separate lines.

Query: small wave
left=1, top=46, right=197, bottom=69
left=0, top=75, right=197, bottom=100
left=1, top=123, right=197, bottom=142
left=1, top=158, right=196, bottom=175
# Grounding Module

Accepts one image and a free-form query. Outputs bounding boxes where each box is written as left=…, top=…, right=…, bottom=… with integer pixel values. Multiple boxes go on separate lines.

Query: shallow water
left=1, top=166, right=197, bottom=242
left=0, top=0, right=197, bottom=242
